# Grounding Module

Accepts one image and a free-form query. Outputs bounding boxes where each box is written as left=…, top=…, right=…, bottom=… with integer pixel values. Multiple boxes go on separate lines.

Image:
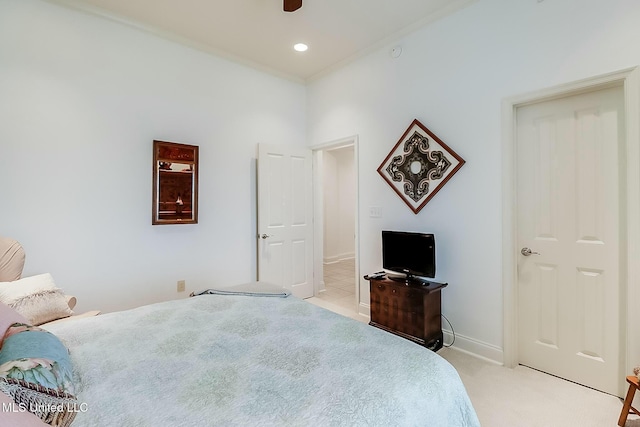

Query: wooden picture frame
left=152, top=140, right=199, bottom=225
left=377, top=119, right=465, bottom=214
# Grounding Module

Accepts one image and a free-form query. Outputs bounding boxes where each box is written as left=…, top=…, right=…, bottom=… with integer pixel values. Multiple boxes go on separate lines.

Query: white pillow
left=0, top=273, right=57, bottom=303
left=0, top=273, right=73, bottom=325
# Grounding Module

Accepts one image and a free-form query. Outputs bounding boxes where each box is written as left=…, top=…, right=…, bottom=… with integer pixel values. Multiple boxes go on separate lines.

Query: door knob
left=521, top=247, right=540, bottom=256
left=259, top=234, right=272, bottom=239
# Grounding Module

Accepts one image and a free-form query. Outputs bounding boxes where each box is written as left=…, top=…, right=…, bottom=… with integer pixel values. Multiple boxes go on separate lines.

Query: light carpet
left=438, top=347, right=635, bottom=427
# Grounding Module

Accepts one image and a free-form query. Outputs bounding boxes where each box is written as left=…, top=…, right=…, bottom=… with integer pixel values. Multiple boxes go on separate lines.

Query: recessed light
left=294, top=43, right=308, bottom=52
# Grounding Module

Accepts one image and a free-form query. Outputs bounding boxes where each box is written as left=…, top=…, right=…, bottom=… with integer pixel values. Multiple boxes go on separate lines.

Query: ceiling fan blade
left=284, top=0, right=302, bottom=12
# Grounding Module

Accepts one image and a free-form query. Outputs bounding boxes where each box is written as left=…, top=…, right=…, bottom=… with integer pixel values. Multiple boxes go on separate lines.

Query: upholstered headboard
left=0, top=237, right=25, bottom=282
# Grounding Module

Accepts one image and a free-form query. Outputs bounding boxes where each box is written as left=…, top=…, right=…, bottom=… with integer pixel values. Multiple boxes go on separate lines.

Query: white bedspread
left=46, top=294, right=480, bottom=427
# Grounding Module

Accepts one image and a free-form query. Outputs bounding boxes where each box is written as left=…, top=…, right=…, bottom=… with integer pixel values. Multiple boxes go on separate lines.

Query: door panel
left=535, top=263, right=558, bottom=348
left=517, top=85, right=624, bottom=396
left=258, top=144, right=313, bottom=298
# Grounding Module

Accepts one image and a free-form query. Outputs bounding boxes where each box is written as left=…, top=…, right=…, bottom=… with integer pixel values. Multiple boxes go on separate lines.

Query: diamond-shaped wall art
left=377, top=119, right=465, bottom=214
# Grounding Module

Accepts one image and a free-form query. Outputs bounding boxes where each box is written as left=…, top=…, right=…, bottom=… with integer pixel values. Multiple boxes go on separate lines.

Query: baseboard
left=442, top=329, right=504, bottom=365
left=353, top=303, right=503, bottom=364
left=359, top=300, right=502, bottom=363
left=358, top=302, right=370, bottom=318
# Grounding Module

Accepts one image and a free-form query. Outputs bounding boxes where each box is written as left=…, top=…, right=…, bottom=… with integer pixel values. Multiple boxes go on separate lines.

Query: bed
left=42, top=291, right=479, bottom=426
left=0, top=238, right=480, bottom=426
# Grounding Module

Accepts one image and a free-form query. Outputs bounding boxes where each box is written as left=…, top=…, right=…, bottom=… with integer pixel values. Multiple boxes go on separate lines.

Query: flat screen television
left=382, top=230, right=436, bottom=281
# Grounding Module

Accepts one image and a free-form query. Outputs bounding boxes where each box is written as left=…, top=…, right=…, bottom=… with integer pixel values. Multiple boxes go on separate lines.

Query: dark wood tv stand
left=367, top=276, right=447, bottom=351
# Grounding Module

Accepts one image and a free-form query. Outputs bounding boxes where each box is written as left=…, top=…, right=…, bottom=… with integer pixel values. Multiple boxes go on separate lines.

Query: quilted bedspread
left=46, top=293, right=480, bottom=427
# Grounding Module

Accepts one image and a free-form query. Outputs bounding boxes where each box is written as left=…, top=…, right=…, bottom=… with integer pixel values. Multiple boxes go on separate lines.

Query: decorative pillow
left=0, top=323, right=77, bottom=426
left=0, top=302, right=28, bottom=347
left=0, top=323, right=75, bottom=395
left=0, top=237, right=26, bottom=282
left=0, top=274, right=73, bottom=325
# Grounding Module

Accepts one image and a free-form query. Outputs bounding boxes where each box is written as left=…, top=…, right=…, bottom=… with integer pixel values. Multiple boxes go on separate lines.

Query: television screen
left=382, top=230, right=436, bottom=279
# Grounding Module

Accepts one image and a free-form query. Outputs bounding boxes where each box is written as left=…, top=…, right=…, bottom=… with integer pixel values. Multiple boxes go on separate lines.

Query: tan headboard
left=0, top=237, right=25, bottom=282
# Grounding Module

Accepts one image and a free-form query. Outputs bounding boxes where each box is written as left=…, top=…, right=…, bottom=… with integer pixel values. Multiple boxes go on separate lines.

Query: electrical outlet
left=177, top=280, right=186, bottom=292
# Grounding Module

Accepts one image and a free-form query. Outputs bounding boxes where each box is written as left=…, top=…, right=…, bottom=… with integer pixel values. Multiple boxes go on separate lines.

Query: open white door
left=257, top=144, right=314, bottom=298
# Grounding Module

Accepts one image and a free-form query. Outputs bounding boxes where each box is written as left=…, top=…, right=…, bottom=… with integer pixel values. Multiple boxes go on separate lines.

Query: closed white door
left=516, top=85, right=625, bottom=396
left=257, top=144, right=314, bottom=298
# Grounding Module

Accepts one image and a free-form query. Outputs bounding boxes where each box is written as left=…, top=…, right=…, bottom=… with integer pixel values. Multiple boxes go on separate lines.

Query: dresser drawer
left=372, top=281, right=418, bottom=299
left=372, top=281, right=420, bottom=304
left=371, top=281, right=423, bottom=334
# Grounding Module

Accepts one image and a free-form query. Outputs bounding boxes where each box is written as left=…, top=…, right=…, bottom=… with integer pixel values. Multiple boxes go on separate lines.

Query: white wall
left=0, top=0, right=306, bottom=313
left=3, top=0, right=639, bottom=365
left=322, top=147, right=355, bottom=263
left=307, top=0, right=640, bottom=360
left=322, top=151, right=339, bottom=260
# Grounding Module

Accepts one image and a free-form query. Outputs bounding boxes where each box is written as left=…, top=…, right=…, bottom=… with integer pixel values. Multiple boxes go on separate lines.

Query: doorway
left=502, top=68, right=640, bottom=398
left=310, top=137, right=361, bottom=320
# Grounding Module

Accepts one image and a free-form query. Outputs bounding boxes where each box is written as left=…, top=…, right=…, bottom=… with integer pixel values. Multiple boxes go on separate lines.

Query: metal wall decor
left=377, top=119, right=465, bottom=214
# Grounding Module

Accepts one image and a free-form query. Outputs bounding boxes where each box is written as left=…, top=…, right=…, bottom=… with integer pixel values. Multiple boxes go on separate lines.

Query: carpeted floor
left=437, top=347, right=637, bottom=427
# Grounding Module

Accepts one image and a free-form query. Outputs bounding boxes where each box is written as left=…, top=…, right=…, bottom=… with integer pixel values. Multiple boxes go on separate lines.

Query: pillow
left=0, top=323, right=77, bottom=426
left=0, top=323, right=75, bottom=394
left=0, top=274, right=73, bottom=326
left=0, top=237, right=25, bottom=282
left=0, top=303, right=28, bottom=348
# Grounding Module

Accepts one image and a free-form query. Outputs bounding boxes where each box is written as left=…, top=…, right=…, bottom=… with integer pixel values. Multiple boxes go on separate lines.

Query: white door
left=257, top=144, right=314, bottom=298
left=516, top=85, right=625, bottom=395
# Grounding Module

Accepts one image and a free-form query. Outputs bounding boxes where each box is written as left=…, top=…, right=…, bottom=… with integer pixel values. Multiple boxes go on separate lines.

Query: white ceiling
left=49, top=0, right=475, bottom=82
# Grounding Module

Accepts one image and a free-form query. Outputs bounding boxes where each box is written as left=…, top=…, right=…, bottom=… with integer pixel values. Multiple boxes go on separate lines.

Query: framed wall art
left=377, top=119, right=465, bottom=214
left=152, top=140, right=199, bottom=225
